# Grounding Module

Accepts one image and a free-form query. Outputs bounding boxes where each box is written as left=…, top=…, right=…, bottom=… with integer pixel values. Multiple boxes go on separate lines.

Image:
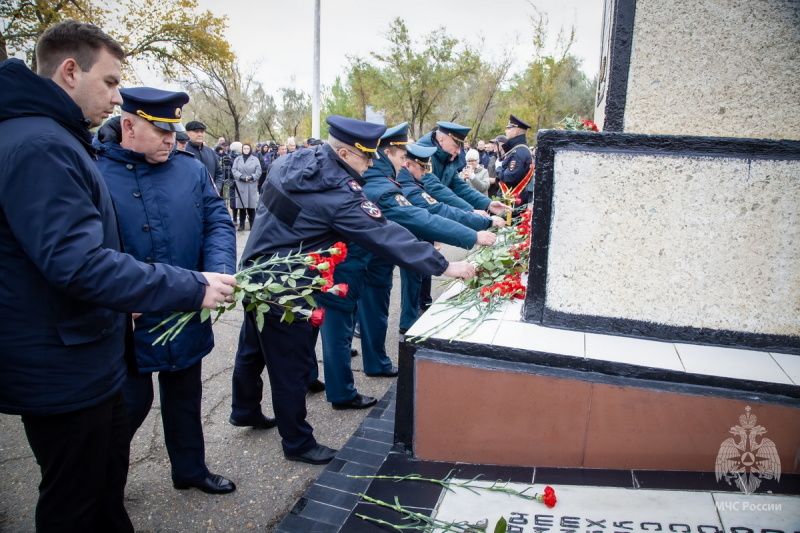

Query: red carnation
left=330, top=242, right=348, bottom=264
left=539, top=486, right=557, bottom=508
left=328, top=283, right=349, bottom=298
left=310, top=307, right=325, bottom=327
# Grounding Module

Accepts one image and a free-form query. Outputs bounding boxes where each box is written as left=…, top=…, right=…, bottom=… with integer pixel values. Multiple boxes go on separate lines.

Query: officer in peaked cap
left=119, top=87, right=188, bottom=132
left=230, top=116, right=476, bottom=466
left=96, top=86, right=238, bottom=495
left=506, top=114, right=531, bottom=130
left=435, top=121, right=471, bottom=146
left=416, top=121, right=509, bottom=216
left=326, top=115, right=384, bottom=159
left=497, top=114, right=533, bottom=204
left=315, top=121, right=414, bottom=409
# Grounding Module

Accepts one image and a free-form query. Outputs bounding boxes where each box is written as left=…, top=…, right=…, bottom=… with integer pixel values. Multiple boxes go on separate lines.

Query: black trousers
left=21, top=390, right=134, bottom=533
left=123, top=360, right=208, bottom=482
left=232, top=310, right=319, bottom=454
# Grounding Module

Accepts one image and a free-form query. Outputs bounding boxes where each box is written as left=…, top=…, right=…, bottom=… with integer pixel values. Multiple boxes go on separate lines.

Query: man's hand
left=490, top=216, right=506, bottom=228
left=472, top=209, right=490, bottom=217
left=442, top=261, right=476, bottom=280
left=475, top=231, right=497, bottom=246
left=487, top=201, right=510, bottom=215
left=200, top=272, right=237, bottom=309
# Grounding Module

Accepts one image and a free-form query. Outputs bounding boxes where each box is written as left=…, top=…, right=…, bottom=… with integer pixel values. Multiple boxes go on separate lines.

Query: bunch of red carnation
left=479, top=274, right=525, bottom=302
left=307, top=242, right=349, bottom=295
left=580, top=119, right=599, bottom=132
left=516, top=210, right=532, bottom=237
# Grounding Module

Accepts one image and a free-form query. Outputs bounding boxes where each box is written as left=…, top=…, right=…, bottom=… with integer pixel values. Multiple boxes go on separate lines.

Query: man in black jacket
left=0, top=21, right=236, bottom=533
left=185, top=120, right=225, bottom=193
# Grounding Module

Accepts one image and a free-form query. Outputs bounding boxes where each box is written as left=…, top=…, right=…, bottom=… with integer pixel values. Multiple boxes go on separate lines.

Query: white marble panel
left=676, top=343, right=795, bottom=384
left=494, top=321, right=584, bottom=357
left=713, top=493, right=800, bottom=530
left=585, top=332, right=685, bottom=371
left=771, top=352, right=800, bottom=386
left=433, top=481, right=723, bottom=533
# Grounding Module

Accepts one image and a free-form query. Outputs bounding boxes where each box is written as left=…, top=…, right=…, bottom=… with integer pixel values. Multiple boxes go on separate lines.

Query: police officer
left=184, top=120, right=225, bottom=193
left=497, top=114, right=533, bottom=204
left=230, top=116, right=476, bottom=465
left=95, top=87, right=238, bottom=494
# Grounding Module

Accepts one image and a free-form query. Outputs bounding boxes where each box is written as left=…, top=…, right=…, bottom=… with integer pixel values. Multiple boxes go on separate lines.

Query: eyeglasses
left=343, top=148, right=370, bottom=163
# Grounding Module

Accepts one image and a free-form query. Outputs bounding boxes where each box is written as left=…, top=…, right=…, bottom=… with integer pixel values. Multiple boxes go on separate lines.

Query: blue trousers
left=399, top=267, right=422, bottom=330
left=231, top=310, right=319, bottom=454
left=123, top=360, right=208, bottom=482
left=357, top=255, right=395, bottom=373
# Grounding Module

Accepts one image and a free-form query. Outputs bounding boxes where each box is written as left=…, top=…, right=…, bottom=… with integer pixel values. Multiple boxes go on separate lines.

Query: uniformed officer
left=417, top=121, right=510, bottom=216
left=317, top=124, right=499, bottom=404
left=497, top=114, right=534, bottom=204
left=94, top=87, right=238, bottom=494
left=391, top=142, right=510, bottom=330
left=230, top=116, right=476, bottom=465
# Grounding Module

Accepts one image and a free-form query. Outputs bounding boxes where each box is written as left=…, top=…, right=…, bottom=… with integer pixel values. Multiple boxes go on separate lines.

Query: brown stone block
left=414, top=359, right=592, bottom=467
left=583, top=384, right=800, bottom=472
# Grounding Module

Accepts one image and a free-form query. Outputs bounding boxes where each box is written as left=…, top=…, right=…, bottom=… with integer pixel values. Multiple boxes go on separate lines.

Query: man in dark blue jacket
left=230, top=116, right=476, bottom=465
left=417, top=122, right=509, bottom=216
left=0, top=21, right=236, bottom=533
left=95, top=88, right=239, bottom=495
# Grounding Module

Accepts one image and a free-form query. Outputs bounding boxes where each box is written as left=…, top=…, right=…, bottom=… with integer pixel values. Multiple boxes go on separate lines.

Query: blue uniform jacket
left=360, top=152, right=477, bottom=249
left=0, top=59, right=207, bottom=415
left=497, top=133, right=533, bottom=202
left=242, top=145, right=448, bottom=296
left=395, top=168, right=493, bottom=232
left=95, top=137, right=236, bottom=373
left=417, top=131, right=491, bottom=211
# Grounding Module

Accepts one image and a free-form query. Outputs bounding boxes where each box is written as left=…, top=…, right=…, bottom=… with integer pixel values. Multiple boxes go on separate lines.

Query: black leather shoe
left=173, top=473, right=236, bottom=494
left=308, top=379, right=326, bottom=393
left=353, top=322, right=361, bottom=338
left=284, top=444, right=338, bottom=465
left=332, top=393, right=377, bottom=410
left=229, top=413, right=277, bottom=429
left=399, top=328, right=408, bottom=335
left=365, top=365, right=399, bottom=378
left=350, top=347, right=359, bottom=358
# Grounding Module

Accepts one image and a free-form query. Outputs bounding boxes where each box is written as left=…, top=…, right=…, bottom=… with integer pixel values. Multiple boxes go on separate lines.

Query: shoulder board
left=175, top=149, right=196, bottom=158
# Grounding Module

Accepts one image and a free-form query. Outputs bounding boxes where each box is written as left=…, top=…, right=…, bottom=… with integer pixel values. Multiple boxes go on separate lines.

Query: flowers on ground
left=150, top=243, right=348, bottom=345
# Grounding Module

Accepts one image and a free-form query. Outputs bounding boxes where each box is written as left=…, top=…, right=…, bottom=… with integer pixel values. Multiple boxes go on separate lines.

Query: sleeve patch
left=421, top=192, right=438, bottom=204
left=360, top=200, right=383, bottom=218
left=395, top=194, right=412, bottom=206
left=509, top=160, right=516, bottom=171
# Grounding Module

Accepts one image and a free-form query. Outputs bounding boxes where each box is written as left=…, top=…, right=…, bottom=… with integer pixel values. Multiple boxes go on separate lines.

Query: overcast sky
left=188, top=0, right=606, bottom=96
